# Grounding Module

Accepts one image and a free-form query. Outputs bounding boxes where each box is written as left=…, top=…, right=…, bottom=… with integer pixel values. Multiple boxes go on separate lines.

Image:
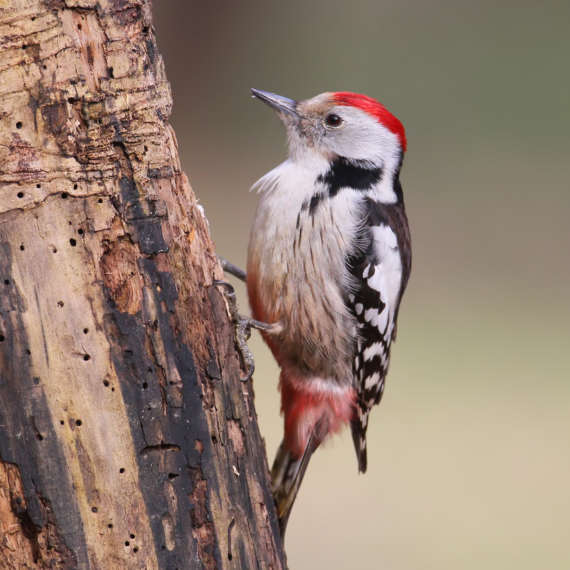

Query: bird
left=246, top=88, right=412, bottom=534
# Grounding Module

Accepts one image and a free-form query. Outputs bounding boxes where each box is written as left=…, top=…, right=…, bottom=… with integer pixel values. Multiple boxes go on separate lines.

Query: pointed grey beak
left=251, top=88, right=298, bottom=117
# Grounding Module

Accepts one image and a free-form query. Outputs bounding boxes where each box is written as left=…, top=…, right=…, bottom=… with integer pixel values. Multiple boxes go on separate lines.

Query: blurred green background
left=154, top=1, right=570, bottom=568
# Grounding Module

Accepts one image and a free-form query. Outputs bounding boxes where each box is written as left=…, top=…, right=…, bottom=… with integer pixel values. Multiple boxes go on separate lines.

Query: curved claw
left=213, top=279, right=236, bottom=297
left=214, top=280, right=269, bottom=382
left=240, top=361, right=255, bottom=382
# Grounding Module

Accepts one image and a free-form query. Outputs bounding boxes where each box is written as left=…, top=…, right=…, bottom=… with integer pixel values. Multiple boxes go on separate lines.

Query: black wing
left=346, top=196, right=411, bottom=472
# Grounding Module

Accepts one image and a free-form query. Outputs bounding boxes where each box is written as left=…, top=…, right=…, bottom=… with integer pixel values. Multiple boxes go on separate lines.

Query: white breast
left=247, top=158, right=362, bottom=383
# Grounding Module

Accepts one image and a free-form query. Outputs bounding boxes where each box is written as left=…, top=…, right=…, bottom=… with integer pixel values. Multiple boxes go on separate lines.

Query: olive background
left=154, top=2, right=570, bottom=568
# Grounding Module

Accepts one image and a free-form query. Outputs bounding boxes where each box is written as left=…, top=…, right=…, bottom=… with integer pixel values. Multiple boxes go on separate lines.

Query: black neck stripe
left=317, top=157, right=383, bottom=198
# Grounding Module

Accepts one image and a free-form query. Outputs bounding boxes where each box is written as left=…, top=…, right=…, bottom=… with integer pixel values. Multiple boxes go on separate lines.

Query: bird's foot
left=218, top=256, right=246, bottom=282
left=214, top=280, right=275, bottom=381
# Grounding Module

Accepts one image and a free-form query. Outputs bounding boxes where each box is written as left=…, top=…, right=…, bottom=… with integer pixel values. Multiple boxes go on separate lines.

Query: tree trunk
left=0, top=1, right=285, bottom=568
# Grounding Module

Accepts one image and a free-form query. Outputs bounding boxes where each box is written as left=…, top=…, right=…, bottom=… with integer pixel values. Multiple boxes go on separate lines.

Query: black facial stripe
left=317, top=157, right=383, bottom=198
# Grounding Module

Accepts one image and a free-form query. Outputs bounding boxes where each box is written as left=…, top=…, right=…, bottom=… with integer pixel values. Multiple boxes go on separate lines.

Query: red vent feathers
left=333, top=92, right=407, bottom=152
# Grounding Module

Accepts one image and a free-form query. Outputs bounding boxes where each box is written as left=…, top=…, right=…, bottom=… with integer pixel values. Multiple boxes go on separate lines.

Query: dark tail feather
left=271, top=430, right=320, bottom=536
left=350, top=414, right=369, bottom=473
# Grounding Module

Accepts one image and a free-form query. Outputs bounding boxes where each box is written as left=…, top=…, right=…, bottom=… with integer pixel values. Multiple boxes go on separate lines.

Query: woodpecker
left=246, top=88, right=411, bottom=533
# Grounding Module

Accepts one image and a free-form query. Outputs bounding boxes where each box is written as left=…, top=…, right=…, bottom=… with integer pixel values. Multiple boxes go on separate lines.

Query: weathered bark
left=0, top=1, right=285, bottom=568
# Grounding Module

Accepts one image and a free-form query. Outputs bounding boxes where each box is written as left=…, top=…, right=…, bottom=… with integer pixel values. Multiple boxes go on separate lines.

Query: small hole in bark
left=16, top=121, right=22, bottom=129
left=211, top=435, right=217, bottom=445
left=129, top=533, right=135, bottom=539
left=143, top=25, right=149, bottom=33
left=4, top=279, right=9, bottom=285
left=168, top=473, right=178, bottom=480
left=108, top=523, right=113, bottom=529
left=77, top=23, right=82, bottom=30
left=19, top=244, right=25, bottom=251
left=83, top=354, right=90, bottom=361
left=119, top=468, right=125, bottom=473
left=0, top=334, right=6, bottom=342
left=60, top=420, right=64, bottom=425
left=36, top=183, right=41, bottom=188
left=37, top=433, right=44, bottom=441
left=144, top=145, right=148, bottom=152
left=103, top=380, right=110, bottom=387
left=33, top=377, right=40, bottom=385
left=15, top=497, right=22, bottom=505
left=124, top=541, right=130, bottom=547
left=25, top=349, right=31, bottom=355
left=83, top=327, right=89, bottom=334
left=52, top=246, right=57, bottom=253
left=91, top=506, right=97, bottom=513
left=61, top=192, right=68, bottom=199
left=97, top=198, right=103, bottom=203
left=70, top=238, right=76, bottom=246
left=142, top=382, right=148, bottom=389
left=78, top=228, right=84, bottom=235
left=73, top=183, right=78, bottom=190
left=228, top=553, right=233, bottom=561
left=133, top=547, right=139, bottom=553
left=17, top=191, right=24, bottom=198
left=75, top=419, right=82, bottom=426
left=161, top=545, right=166, bottom=550
left=57, top=300, right=64, bottom=307
left=108, top=67, right=114, bottom=78
left=31, top=16, right=36, bottom=21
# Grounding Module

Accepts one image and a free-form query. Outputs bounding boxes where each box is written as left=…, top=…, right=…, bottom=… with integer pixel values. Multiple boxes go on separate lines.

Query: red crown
left=333, top=92, right=407, bottom=152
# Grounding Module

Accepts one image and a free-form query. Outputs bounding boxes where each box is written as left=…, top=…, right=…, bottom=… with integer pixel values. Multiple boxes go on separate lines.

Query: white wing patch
left=350, top=221, right=403, bottom=467
left=369, top=225, right=403, bottom=320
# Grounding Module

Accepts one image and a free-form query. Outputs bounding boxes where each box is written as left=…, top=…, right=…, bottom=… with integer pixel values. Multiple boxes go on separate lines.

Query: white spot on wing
left=368, top=224, right=403, bottom=323
left=364, top=307, right=379, bottom=325
left=377, top=307, right=389, bottom=333
left=364, top=372, right=381, bottom=390
left=363, top=343, right=385, bottom=362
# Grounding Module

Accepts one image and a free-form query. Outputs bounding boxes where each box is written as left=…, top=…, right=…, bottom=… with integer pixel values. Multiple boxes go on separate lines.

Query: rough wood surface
left=0, top=1, right=285, bottom=568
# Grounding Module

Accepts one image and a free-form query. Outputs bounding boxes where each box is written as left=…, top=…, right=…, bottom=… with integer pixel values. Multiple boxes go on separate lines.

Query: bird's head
left=251, top=88, right=406, bottom=171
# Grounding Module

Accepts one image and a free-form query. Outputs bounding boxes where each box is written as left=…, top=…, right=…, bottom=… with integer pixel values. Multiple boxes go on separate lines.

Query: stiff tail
left=350, top=405, right=370, bottom=473
left=271, top=427, right=321, bottom=536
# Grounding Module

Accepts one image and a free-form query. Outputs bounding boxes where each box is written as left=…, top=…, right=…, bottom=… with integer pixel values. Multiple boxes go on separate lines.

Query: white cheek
left=332, top=125, right=399, bottom=165
left=320, top=107, right=401, bottom=166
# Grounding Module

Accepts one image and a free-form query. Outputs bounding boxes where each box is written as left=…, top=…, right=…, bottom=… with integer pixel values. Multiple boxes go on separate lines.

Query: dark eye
left=324, top=113, right=343, bottom=128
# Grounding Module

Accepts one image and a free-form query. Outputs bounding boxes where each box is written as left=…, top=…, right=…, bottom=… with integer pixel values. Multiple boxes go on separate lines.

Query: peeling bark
left=0, top=1, right=285, bottom=568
